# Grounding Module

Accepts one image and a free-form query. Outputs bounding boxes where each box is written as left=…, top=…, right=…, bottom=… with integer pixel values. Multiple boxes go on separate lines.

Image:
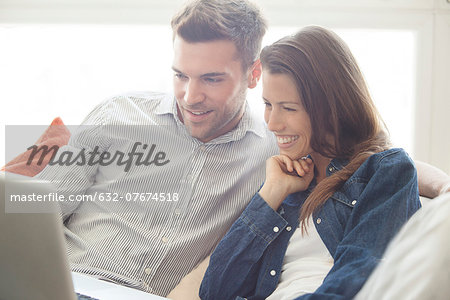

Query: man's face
left=172, top=36, right=256, bottom=143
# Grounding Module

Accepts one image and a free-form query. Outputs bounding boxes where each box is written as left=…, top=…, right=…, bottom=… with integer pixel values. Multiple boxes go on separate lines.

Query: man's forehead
left=173, top=36, right=240, bottom=60
left=172, top=36, right=243, bottom=76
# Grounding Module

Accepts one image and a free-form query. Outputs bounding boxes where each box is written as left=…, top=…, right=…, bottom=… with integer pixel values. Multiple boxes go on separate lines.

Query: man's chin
left=186, top=127, right=213, bottom=143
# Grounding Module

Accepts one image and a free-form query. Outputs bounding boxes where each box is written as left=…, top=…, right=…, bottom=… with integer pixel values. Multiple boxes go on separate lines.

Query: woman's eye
left=263, top=102, right=272, bottom=107
left=284, top=107, right=296, bottom=112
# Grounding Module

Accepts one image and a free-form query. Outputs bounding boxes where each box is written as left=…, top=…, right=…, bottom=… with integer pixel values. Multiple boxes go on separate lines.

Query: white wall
left=1, top=0, right=449, bottom=173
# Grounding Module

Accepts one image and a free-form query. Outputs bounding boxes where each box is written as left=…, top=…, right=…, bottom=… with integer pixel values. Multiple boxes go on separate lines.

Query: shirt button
left=186, top=174, right=192, bottom=181
left=273, top=226, right=279, bottom=233
left=316, top=218, right=322, bottom=224
left=328, top=166, right=334, bottom=172
left=351, top=200, right=357, bottom=205
left=161, top=236, right=169, bottom=243
left=174, top=208, right=181, bottom=215
left=144, top=267, right=152, bottom=275
left=270, top=270, right=276, bottom=276
left=199, top=145, right=206, bottom=151
left=286, top=226, right=292, bottom=232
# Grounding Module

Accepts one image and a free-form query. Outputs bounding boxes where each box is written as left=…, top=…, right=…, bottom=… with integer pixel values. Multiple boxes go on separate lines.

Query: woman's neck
left=310, top=153, right=332, bottom=183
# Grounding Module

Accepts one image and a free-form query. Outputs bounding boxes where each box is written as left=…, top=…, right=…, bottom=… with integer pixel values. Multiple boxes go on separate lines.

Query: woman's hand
left=259, top=155, right=314, bottom=210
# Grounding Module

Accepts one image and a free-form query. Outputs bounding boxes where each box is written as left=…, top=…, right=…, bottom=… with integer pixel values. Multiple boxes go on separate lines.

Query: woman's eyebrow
left=262, top=97, right=300, bottom=105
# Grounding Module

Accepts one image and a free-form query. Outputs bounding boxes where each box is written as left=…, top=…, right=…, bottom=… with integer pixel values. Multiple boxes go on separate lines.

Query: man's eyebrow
left=171, top=67, right=226, bottom=78
left=200, top=72, right=226, bottom=77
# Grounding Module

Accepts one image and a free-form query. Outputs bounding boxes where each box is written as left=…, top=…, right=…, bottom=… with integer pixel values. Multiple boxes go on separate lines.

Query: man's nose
left=184, top=80, right=205, bottom=105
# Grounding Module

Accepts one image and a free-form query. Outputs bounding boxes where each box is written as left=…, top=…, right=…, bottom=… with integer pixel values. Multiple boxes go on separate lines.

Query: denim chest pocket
left=330, top=180, right=367, bottom=226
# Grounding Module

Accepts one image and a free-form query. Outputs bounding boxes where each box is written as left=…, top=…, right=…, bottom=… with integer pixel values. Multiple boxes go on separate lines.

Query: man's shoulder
left=107, top=91, right=171, bottom=111
left=81, top=91, right=174, bottom=126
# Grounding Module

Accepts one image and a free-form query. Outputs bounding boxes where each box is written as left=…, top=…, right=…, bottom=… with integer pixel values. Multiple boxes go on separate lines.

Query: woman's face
left=262, top=71, right=313, bottom=160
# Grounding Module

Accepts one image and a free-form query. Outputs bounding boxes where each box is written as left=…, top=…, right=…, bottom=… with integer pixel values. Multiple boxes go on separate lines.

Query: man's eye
left=263, top=102, right=272, bottom=108
left=174, top=73, right=187, bottom=80
left=204, top=77, right=222, bottom=83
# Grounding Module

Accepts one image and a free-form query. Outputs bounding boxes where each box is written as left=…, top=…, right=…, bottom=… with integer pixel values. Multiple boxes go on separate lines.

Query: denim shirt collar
left=327, top=157, right=349, bottom=175
left=325, top=157, right=358, bottom=207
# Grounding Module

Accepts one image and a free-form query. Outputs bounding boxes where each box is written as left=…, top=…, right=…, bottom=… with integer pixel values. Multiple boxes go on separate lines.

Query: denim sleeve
left=199, top=192, right=288, bottom=300
left=296, top=150, right=421, bottom=300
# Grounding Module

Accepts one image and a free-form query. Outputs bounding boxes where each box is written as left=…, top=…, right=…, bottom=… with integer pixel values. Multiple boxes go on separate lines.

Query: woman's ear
left=247, top=59, right=262, bottom=89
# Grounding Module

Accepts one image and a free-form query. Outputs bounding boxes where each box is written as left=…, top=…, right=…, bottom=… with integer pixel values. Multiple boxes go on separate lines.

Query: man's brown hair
left=171, top=0, right=267, bottom=70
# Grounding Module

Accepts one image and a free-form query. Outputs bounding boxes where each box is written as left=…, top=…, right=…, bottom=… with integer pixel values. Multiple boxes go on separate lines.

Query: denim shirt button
left=328, top=166, right=335, bottom=172
left=270, top=270, right=276, bottom=276
left=316, top=218, right=322, bottom=224
left=352, top=200, right=357, bottom=205
left=286, top=226, right=292, bottom=232
left=273, top=226, right=279, bottom=233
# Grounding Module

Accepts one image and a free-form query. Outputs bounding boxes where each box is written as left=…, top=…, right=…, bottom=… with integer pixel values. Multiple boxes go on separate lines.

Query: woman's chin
left=279, top=150, right=307, bottom=161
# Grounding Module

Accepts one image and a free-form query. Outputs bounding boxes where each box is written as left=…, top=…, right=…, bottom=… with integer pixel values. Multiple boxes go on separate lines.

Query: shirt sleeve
left=35, top=99, right=112, bottom=220
left=199, top=192, right=288, bottom=300
left=296, top=150, right=421, bottom=300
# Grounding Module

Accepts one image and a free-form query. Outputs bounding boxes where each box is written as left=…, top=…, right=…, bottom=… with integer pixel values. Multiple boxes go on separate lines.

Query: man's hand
left=259, top=155, right=314, bottom=210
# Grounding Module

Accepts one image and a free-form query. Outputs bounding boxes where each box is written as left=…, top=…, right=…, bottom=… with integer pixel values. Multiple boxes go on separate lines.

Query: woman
left=199, top=26, right=421, bottom=300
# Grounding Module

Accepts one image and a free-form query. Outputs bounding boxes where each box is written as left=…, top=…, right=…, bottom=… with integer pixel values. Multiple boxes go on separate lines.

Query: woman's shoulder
left=359, top=148, right=414, bottom=174
left=368, top=147, right=411, bottom=162
left=340, top=148, right=416, bottom=187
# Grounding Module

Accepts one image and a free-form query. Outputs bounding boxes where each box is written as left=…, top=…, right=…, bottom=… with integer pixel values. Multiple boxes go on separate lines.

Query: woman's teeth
left=277, top=135, right=299, bottom=144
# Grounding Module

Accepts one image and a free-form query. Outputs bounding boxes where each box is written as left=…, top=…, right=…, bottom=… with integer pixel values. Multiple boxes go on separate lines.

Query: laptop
left=0, top=172, right=166, bottom=300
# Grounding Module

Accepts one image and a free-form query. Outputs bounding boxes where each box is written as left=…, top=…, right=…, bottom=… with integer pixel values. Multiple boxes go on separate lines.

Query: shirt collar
left=327, top=157, right=349, bottom=176
left=154, top=93, right=175, bottom=116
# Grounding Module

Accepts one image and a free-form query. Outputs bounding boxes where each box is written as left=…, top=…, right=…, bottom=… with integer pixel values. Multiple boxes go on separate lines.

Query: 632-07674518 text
left=9, top=192, right=179, bottom=202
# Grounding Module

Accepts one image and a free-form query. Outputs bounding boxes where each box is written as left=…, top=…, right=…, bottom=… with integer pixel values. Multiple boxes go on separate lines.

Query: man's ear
left=247, top=59, right=262, bottom=89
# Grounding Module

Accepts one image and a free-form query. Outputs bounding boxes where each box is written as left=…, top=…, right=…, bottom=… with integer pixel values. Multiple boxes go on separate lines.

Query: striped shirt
left=36, top=91, right=278, bottom=296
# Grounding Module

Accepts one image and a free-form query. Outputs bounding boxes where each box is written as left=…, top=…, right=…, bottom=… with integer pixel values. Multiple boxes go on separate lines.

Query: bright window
left=0, top=25, right=415, bottom=164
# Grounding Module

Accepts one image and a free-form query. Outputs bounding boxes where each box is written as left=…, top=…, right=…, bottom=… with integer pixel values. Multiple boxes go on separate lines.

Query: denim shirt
left=200, top=148, right=421, bottom=300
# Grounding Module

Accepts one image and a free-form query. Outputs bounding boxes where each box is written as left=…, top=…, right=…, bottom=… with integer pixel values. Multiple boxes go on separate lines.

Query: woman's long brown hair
left=260, top=26, right=391, bottom=231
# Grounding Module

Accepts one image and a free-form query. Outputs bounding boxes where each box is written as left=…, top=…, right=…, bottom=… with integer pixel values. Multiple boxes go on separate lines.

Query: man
left=36, top=0, right=449, bottom=297
left=37, top=0, right=277, bottom=296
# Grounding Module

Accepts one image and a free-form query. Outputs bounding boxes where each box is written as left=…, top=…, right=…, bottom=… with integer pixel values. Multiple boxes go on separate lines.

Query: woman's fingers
left=274, top=155, right=294, bottom=173
left=264, top=154, right=315, bottom=196
left=299, top=156, right=313, bottom=172
left=293, top=160, right=305, bottom=177
left=272, top=155, right=314, bottom=178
